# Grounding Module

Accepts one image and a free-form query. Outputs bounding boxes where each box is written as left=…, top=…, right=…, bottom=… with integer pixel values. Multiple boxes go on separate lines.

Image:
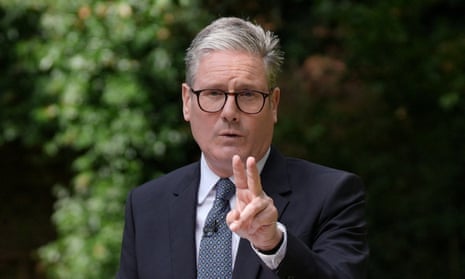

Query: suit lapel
left=168, top=163, right=200, bottom=279
left=262, top=147, right=291, bottom=220
left=233, top=239, right=261, bottom=278
left=233, top=148, right=291, bottom=278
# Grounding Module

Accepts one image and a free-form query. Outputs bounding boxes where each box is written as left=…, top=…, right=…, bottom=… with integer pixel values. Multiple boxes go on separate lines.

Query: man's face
left=182, top=50, right=280, bottom=177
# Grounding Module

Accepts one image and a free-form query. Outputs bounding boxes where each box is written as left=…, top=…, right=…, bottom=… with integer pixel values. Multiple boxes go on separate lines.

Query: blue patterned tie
left=197, top=178, right=236, bottom=279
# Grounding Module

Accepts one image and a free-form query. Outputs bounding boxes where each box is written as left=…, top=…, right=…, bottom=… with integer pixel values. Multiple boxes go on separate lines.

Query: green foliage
left=274, top=1, right=465, bottom=278
left=2, top=0, right=465, bottom=278
left=0, top=3, right=43, bottom=145
left=1, top=0, right=209, bottom=278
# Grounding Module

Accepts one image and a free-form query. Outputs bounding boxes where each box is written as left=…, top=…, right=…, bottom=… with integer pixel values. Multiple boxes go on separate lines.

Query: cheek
left=190, top=114, right=214, bottom=139
left=250, top=116, right=274, bottom=141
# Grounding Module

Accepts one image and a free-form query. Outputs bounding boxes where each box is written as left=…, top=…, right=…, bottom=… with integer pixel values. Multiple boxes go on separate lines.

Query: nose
left=221, top=93, right=240, bottom=121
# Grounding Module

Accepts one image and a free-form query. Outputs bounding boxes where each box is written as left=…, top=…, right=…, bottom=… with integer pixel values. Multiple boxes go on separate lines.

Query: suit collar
left=261, top=147, right=291, bottom=218
left=261, top=147, right=291, bottom=195
left=168, top=162, right=200, bottom=279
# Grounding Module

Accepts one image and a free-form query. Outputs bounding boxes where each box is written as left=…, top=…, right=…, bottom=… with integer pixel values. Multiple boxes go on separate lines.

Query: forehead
left=194, top=50, right=267, bottom=88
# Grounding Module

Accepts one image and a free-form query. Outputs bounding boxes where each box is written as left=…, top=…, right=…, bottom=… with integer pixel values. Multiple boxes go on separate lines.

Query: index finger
left=246, top=156, right=263, bottom=197
left=232, top=155, right=247, bottom=189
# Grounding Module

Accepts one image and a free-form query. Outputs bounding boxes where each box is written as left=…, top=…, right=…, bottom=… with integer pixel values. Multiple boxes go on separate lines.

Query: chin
left=209, top=147, right=240, bottom=162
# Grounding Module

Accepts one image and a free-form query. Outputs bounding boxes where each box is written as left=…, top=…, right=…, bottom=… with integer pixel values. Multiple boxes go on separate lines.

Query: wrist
left=257, top=231, right=284, bottom=255
left=254, top=223, right=284, bottom=253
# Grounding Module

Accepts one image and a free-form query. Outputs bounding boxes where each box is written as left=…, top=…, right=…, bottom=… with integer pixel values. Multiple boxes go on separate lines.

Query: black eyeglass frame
left=189, top=87, right=274, bottom=114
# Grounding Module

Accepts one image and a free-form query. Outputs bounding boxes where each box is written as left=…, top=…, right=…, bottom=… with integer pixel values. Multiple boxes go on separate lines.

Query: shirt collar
left=197, top=149, right=271, bottom=205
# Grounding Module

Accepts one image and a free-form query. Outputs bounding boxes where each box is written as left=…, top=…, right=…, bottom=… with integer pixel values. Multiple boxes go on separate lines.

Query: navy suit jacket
left=117, top=148, right=369, bottom=278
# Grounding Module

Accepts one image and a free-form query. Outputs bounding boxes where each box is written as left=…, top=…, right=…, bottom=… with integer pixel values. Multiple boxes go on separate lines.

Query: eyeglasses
left=189, top=87, right=273, bottom=114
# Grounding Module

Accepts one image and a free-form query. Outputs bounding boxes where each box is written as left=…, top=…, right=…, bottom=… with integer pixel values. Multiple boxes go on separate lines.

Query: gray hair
left=185, top=17, right=284, bottom=88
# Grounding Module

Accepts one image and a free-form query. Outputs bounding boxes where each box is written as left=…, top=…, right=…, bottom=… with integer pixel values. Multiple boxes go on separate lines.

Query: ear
left=182, top=83, right=191, bottom=122
left=270, top=87, right=280, bottom=123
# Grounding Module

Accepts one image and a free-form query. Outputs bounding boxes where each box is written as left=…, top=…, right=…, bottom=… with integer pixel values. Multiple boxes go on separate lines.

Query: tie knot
left=215, top=178, right=235, bottom=201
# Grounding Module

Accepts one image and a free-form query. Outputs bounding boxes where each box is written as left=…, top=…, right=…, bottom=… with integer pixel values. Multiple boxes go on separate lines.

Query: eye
left=203, top=89, right=224, bottom=97
left=238, top=90, right=259, bottom=99
left=200, top=89, right=226, bottom=101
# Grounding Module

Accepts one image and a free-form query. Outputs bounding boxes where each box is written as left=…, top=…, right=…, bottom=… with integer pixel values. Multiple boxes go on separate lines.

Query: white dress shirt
left=196, top=149, right=287, bottom=270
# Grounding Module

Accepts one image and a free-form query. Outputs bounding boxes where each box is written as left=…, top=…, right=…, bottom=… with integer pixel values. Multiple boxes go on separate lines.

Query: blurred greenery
left=1, top=0, right=464, bottom=278
left=1, top=0, right=209, bottom=278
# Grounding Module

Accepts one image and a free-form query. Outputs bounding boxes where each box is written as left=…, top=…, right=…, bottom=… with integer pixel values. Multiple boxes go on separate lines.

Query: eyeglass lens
left=196, top=89, right=268, bottom=114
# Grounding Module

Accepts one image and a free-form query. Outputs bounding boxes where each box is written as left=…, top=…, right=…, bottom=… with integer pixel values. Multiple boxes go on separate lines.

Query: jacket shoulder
left=132, top=161, right=200, bottom=196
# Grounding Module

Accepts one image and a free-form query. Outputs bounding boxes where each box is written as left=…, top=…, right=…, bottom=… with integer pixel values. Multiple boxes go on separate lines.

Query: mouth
left=219, top=131, right=242, bottom=138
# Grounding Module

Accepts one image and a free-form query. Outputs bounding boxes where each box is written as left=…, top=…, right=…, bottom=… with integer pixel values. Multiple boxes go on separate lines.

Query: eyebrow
left=196, top=83, right=261, bottom=90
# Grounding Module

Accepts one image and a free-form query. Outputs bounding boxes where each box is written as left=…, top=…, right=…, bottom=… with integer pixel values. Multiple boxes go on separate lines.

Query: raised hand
left=226, top=155, right=282, bottom=251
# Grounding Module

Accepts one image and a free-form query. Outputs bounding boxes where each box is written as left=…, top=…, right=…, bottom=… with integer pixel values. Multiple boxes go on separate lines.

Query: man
left=117, top=17, right=368, bottom=279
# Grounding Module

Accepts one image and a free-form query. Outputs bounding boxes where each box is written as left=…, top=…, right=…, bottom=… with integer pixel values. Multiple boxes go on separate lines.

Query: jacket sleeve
left=116, top=190, right=138, bottom=279
left=277, top=174, right=369, bottom=279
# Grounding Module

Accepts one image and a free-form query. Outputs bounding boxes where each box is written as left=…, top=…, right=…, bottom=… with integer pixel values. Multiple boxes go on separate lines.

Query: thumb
left=226, top=209, right=240, bottom=230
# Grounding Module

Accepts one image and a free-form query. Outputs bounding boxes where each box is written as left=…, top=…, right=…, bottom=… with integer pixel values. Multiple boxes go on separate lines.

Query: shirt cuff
left=251, top=222, right=287, bottom=270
